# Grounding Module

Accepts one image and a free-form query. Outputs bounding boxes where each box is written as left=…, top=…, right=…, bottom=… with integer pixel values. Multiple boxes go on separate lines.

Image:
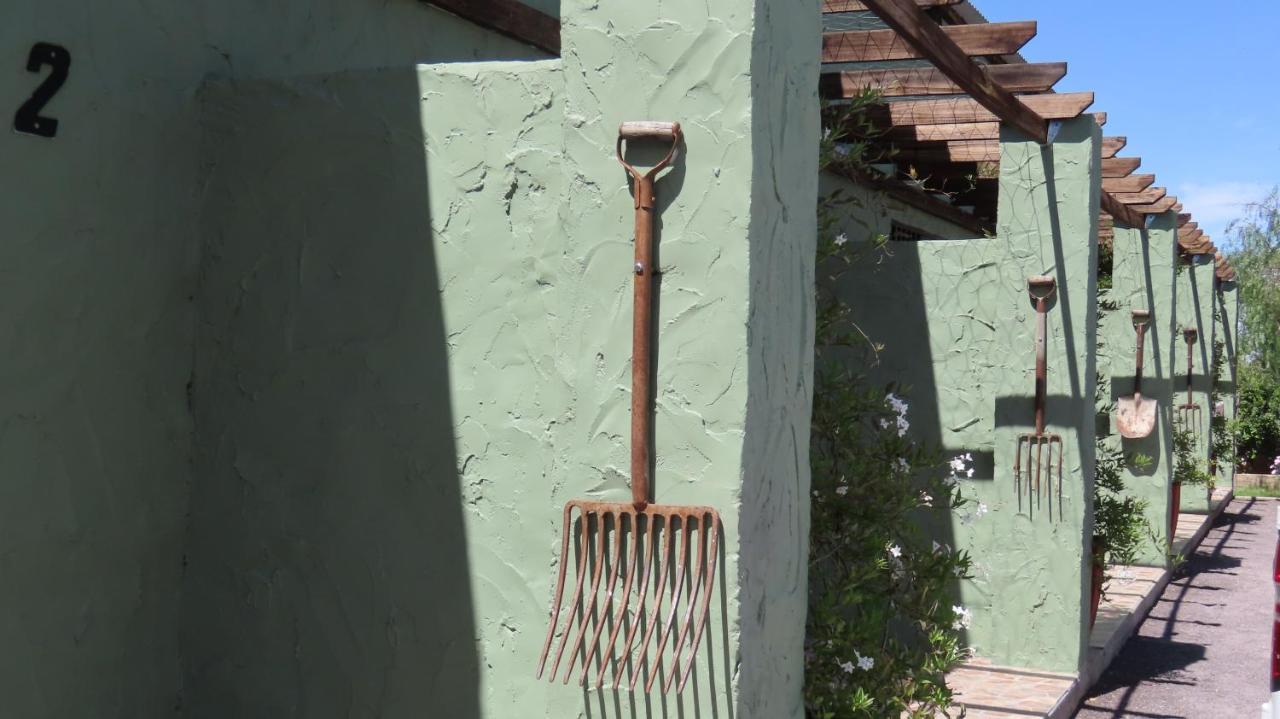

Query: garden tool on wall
left=1015, top=276, right=1063, bottom=516
left=1177, top=327, right=1202, bottom=441
left=1116, top=310, right=1157, bottom=439
left=537, top=121, right=722, bottom=695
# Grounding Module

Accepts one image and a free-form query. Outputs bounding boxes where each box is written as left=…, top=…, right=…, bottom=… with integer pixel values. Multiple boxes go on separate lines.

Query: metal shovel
left=1116, top=309, right=1157, bottom=439
left=1015, top=276, right=1064, bottom=516
left=537, top=121, right=722, bottom=695
left=1177, top=327, right=1202, bottom=440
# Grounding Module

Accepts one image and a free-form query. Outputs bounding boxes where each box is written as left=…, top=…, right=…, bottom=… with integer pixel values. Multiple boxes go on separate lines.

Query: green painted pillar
left=1173, top=252, right=1217, bottom=513
left=551, top=0, right=820, bottom=716
left=954, top=116, right=1101, bottom=674
left=1098, top=212, right=1177, bottom=566
left=1215, top=278, right=1241, bottom=489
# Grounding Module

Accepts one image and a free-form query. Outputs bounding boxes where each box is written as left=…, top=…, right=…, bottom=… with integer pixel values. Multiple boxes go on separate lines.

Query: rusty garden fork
left=1015, top=276, right=1064, bottom=517
left=1177, top=327, right=1202, bottom=442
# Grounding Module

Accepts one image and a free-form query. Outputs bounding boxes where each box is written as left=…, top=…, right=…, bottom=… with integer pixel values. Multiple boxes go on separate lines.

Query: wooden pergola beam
left=1181, top=229, right=1204, bottom=245
left=421, top=0, right=560, bottom=54
left=852, top=3, right=1049, bottom=142
left=861, top=92, right=1093, bottom=128
left=1113, top=187, right=1166, bottom=205
left=1172, top=203, right=1184, bottom=212
left=1093, top=112, right=1108, bottom=126
left=822, top=62, right=1067, bottom=99
left=1102, top=174, right=1155, bottom=193
left=824, top=0, right=962, bottom=11
left=1101, top=136, right=1126, bottom=159
left=1102, top=157, right=1141, bottom=178
left=1178, top=222, right=1199, bottom=236
left=822, top=21, right=1038, bottom=64
left=1101, top=192, right=1145, bottom=229
left=1132, top=196, right=1178, bottom=214
left=1177, top=213, right=1192, bottom=226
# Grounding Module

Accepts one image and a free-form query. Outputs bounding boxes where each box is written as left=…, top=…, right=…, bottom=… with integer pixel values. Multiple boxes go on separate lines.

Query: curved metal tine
left=677, top=514, right=720, bottom=693
left=1056, top=437, right=1064, bottom=522
left=577, top=511, right=635, bottom=686
left=601, top=511, right=655, bottom=685
left=538, top=504, right=581, bottom=679
left=1036, top=437, right=1044, bottom=509
left=588, top=509, right=645, bottom=680
left=645, top=516, right=694, bottom=692
left=613, top=514, right=671, bottom=688
left=627, top=516, right=677, bottom=691
left=565, top=511, right=623, bottom=683
left=666, top=513, right=712, bottom=693
left=548, top=510, right=599, bottom=682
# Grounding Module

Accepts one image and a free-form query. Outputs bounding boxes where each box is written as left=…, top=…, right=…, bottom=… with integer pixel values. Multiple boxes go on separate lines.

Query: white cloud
left=1176, top=181, right=1272, bottom=243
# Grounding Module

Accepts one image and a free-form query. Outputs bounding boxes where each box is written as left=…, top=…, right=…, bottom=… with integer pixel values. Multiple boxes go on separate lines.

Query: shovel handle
left=619, top=122, right=683, bottom=510
left=1132, top=310, right=1149, bottom=395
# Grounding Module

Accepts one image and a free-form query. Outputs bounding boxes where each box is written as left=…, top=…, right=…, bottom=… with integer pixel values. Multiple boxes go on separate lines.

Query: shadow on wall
left=181, top=69, right=480, bottom=717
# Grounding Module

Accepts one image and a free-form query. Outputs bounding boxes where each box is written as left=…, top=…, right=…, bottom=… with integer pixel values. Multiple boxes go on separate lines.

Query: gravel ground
left=1076, top=497, right=1275, bottom=718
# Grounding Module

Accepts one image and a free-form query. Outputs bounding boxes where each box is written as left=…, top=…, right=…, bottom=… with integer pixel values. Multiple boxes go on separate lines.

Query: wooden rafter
left=1101, top=174, right=1155, bottom=193
left=1177, top=213, right=1192, bottom=226
left=421, top=0, right=559, bottom=54
left=1178, top=222, right=1199, bottom=236
left=847, top=3, right=1050, bottom=142
left=841, top=168, right=988, bottom=234
left=824, top=0, right=962, bottom=11
left=1181, top=229, right=1204, bottom=244
left=822, top=21, right=1037, bottom=63
left=1101, top=136, right=1126, bottom=159
left=1101, top=192, right=1145, bottom=229
left=1102, top=157, right=1140, bottom=178
left=1172, top=203, right=1184, bottom=212
left=821, top=62, right=1067, bottom=99
left=1132, top=196, right=1177, bottom=214
left=861, top=92, right=1093, bottom=127
left=1113, top=187, right=1166, bottom=205
left=1093, top=112, right=1108, bottom=126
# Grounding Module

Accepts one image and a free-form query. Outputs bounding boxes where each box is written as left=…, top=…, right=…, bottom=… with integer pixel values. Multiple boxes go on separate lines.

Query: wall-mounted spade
left=1116, top=310, right=1156, bottom=439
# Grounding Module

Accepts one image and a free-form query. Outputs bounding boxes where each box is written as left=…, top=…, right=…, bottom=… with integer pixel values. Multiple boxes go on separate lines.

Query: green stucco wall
left=1215, top=280, right=1240, bottom=489
left=182, top=0, right=818, bottom=716
left=1096, top=215, right=1177, bottom=565
left=829, top=116, right=1101, bottom=675
left=4, top=1, right=816, bottom=717
left=1, top=4, right=203, bottom=713
left=1174, top=255, right=1217, bottom=513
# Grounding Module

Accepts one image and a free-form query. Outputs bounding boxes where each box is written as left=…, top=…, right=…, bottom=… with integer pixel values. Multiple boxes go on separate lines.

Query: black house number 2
left=13, top=42, right=70, bottom=138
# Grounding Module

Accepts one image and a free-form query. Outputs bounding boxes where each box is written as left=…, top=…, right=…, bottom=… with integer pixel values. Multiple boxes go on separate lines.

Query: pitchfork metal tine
left=565, top=511, right=623, bottom=683
left=616, top=518, right=673, bottom=688
left=645, top=519, right=693, bottom=692
left=601, top=514, right=656, bottom=688
left=538, top=504, right=581, bottom=680
left=678, top=517, right=720, bottom=693
left=550, top=511, right=606, bottom=683
left=666, top=516, right=708, bottom=693
left=582, top=512, right=639, bottom=687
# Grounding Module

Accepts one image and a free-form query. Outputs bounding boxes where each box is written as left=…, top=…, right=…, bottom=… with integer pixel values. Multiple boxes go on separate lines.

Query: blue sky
left=976, top=1, right=1280, bottom=247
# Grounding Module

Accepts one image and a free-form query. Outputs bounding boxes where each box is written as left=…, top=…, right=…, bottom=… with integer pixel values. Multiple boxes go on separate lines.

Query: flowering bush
left=806, top=97, right=975, bottom=717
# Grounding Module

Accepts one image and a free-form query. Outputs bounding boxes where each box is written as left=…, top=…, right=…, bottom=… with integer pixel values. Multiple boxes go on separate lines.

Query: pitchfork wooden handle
left=618, top=122, right=683, bottom=510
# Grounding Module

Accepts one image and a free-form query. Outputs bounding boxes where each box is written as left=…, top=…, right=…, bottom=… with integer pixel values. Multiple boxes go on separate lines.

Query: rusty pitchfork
left=536, top=121, right=722, bottom=695
left=1015, top=276, right=1064, bottom=515
left=1177, top=327, right=1202, bottom=441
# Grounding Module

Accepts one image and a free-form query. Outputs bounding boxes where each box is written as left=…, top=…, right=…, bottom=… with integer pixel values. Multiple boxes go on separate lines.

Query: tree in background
left=1226, top=189, right=1280, bottom=469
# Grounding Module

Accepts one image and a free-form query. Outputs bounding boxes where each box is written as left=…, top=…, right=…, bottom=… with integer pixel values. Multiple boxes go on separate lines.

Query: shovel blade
left=1116, top=395, right=1157, bottom=439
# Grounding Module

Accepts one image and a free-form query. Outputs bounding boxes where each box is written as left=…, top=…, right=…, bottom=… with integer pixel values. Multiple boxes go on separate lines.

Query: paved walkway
left=1075, top=497, right=1274, bottom=718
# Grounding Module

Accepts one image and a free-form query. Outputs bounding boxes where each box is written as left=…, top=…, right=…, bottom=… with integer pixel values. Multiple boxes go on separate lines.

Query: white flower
left=896, top=458, right=910, bottom=473
left=919, top=491, right=933, bottom=506
left=952, top=605, right=972, bottom=630
left=838, top=659, right=855, bottom=674
left=836, top=485, right=849, bottom=496
left=888, top=543, right=902, bottom=559
left=856, top=652, right=874, bottom=671
left=967, top=467, right=975, bottom=478
left=949, top=457, right=967, bottom=473
left=834, top=232, right=849, bottom=247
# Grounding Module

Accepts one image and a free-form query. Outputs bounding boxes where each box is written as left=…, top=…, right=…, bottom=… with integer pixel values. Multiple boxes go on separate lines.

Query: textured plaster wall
left=0, top=2, right=204, bottom=714
left=1096, top=216, right=1177, bottom=565
left=555, top=0, right=818, bottom=715
left=1174, top=256, right=1217, bottom=513
left=1215, top=282, right=1240, bottom=488
left=184, top=0, right=818, bottom=716
left=828, top=116, right=1101, bottom=675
